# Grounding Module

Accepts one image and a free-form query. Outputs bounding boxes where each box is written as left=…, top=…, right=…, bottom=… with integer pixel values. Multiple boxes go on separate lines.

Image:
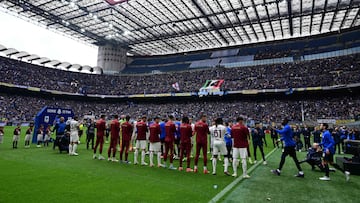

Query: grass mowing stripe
left=208, top=147, right=278, bottom=203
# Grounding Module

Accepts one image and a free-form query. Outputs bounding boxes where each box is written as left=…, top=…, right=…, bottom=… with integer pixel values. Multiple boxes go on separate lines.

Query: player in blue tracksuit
left=174, top=119, right=181, bottom=159
left=319, top=123, right=335, bottom=181
left=225, top=122, right=232, bottom=162
left=251, top=123, right=266, bottom=164
left=271, top=119, right=304, bottom=178
left=160, top=119, right=167, bottom=156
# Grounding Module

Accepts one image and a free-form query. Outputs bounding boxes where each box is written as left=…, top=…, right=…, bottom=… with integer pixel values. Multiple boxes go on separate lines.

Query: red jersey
left=121, top=121, right=133, bottom=141
left=37, top=129, right=43, bottom=135
left=136, top=121, right=148, bottom=140
left=180, top=123, right=192, bottom=144
left=96, top=119, right=106, bottom=137
left=194, top=121, right=209, bottom=144
left=26, top=128, right=32, bottom=135
left=110, top=119, right=120, bottom=138
left=165, top=121, right=176, bottom=142
left=14, top=127, right=21, bottom=135
left=231, top=123, right=249, bottom=148
left=149, top=123, right=161, bottom=143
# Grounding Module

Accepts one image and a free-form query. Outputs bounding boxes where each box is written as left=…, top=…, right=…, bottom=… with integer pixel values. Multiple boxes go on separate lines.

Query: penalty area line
left=208, top=147, right=278, bottom=203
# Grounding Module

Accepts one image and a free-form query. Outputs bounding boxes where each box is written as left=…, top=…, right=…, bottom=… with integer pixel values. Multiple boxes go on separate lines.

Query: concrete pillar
left=97, top=45, right=127, bottom=74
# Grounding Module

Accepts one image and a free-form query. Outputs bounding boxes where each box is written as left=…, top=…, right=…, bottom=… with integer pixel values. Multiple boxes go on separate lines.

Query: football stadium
left=0, top=0, right=360, bottom=202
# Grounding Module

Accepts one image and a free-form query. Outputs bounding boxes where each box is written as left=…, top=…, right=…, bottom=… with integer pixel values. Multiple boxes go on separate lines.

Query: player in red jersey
left=108, top=115, right=120, bottom=162
left=12, top=124, right=21, bottom=149
left=134, top=116, right=148, bottom=165
left=36, top=124, right=44, bottom=148
left=193, top=115, right=210, bottom=174
left=93, top=115, right=106, bottom=160
left=24, top=123, right=34, bottom=148
left=43, top=125, right=51, bottom=147
left=164, top=115, right=177, bottom=170
left=178, top=116, right=193, bottom=172
left=148, top=116, right=164, bottom=167
left=120, top=115, right=133, bottom=164
left=231, top=117, right=251, bottom=178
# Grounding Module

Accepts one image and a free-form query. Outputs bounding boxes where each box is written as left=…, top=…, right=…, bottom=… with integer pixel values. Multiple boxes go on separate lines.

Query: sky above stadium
left=0, top=11, right=97, bottom=66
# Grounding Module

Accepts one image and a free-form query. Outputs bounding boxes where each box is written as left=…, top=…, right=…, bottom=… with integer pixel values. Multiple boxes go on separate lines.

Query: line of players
left=6, top=124, right=52, bottom=149
left=92, top=114, right=256, bottom=178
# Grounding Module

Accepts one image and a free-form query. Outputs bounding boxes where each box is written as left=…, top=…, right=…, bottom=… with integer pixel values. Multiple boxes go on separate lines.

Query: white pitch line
left=208, top=147, right=278, bottom=203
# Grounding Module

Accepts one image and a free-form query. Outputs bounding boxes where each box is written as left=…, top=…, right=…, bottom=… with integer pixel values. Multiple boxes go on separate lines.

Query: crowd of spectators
left=254, top=49, right=292, bottom=60
left=0, top=53, right=359, bottom=95
left=1, top=94, right=359, bottom=124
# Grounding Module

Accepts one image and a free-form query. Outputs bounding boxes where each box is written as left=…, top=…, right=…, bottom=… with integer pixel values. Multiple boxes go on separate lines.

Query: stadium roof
left=0, top=43, right=103, bottom=74
left=1, top=0, right=359, bottom=56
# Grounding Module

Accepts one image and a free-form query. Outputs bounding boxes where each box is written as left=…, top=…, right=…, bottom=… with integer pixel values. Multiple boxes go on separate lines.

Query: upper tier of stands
left=124, top=29, right=360, bottom=73
left=0, top=52, right=359, bottom=95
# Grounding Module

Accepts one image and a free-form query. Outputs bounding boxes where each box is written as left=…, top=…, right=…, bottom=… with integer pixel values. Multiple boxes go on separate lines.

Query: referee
left=271, top=119, right=304, bottom=178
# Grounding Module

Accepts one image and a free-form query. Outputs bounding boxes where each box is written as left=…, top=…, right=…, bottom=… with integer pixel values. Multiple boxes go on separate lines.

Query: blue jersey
left=320, top=130, right=335, bottom=154
left=55, top=122, right=66, bottom=135
left=225, top=127, right=232, bottom=145
left=276, top=124, right=296, bottom=147
left=160, top=122, right=166, bottom=140
left=175, top=121, right=181, bottom=139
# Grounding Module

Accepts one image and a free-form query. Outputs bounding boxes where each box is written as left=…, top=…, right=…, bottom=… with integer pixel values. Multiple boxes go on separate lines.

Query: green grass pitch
left=0, top=126, right=357, bottom=203
left=222, top=147, right=360, bottom=203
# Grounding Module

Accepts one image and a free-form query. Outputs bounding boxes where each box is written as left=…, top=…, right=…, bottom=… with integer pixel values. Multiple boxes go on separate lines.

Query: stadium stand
left=124, top=29, right=360, bottom=73
left=1, top=53, right=359, bottom=95
left=1, top=94, right=359, bottom=124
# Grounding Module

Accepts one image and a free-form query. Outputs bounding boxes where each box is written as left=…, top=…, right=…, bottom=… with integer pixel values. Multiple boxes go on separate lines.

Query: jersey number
left=214, top=130, right=222, bottom=138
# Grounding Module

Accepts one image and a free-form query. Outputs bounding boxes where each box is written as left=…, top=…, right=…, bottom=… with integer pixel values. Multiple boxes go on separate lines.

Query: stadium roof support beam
left=190, top=0, right=229, bottom=45
left=52, top=62, right=62, bottom=67
left=155, top=0, right=202, bottom=49
left=142, top=1, right=194, bottom=50
left=309, top=0, right=315, bottom=34
left=55, top=4, right=108, bottom=24
left=287, top=0, right=293, bottom=36
left=340, top=0, right=354, bottom=29
left=238, top=0, right=259, bottom=40
left=276, top=0, right=284, bottom=37
left=108, top=6, right=170, bottom=53
left=6, top=50, right=19, bottom=57
left=350, top=7, right=359, bottom=27
left=299, top=0, right=303, bottom=35
left=16, top=53, right=31, bottom=60
left=125, top=3, right=178, bottom=51
left=319, top=0, right=328, bottom=32
left=6, top=0, right=103, bottom=43
left=264, top=0, right=275, bottom=39
left=251, top=0, right=267, bottom=39
left=173, top=2, right=213, bottom=47
left=170, top=0, right=213, bottom=47
left=178, top=0, right=217, bottom=46
left=126, top=4, right=360, bottom=45
left=224, top=0, right=247, bottom=41
left=329, top=0, right=341, bottom=31
left=212, top=0, right=238, bottom=43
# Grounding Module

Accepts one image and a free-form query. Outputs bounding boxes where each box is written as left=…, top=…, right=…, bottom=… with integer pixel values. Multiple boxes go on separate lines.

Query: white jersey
left=209, top=125, right=227, bottom=142
left=70, top=120, right=79, bottom=134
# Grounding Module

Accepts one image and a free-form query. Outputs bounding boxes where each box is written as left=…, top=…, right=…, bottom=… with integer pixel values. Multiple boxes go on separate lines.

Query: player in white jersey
left=69, top=116, right=80, bottom=156
left=209, top=118, right=230, bottom=175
